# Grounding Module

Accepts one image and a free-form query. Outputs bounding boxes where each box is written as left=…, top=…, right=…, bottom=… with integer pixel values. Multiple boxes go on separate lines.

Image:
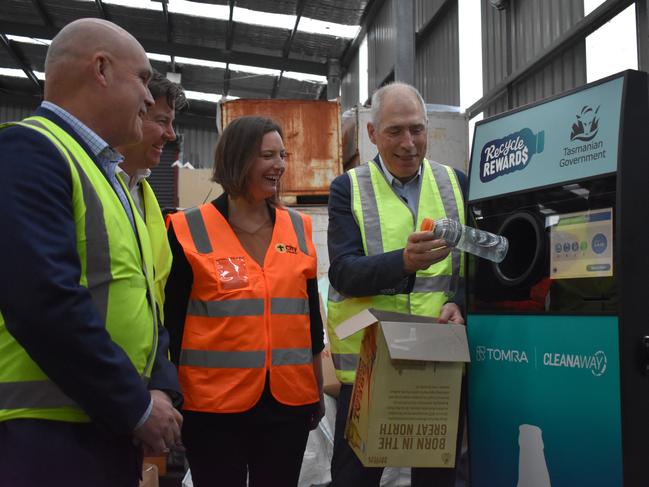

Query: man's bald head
left=45, top=19, right=140, bottom=94
left=43, top=18, right=154, bottom=147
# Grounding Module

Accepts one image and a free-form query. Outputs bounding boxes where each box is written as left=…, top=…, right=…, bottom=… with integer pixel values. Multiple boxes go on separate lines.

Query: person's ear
left=92, top=52, right=111, bottom=88
left=367, top=122, right=377, bottom=145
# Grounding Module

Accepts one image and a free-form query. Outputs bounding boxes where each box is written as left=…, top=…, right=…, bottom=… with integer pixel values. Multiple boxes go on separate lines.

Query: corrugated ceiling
left=0, top=0, right=373, bottom=120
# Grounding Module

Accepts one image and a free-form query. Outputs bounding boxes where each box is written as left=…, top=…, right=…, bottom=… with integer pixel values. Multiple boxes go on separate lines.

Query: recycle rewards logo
left=479, top=128, right=545, bottom=183
left=570, top=105, right=600, bottom=142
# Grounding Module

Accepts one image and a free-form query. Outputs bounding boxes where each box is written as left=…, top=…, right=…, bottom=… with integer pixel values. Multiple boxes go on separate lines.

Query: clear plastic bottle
left=516, top=424, right=552, bottom=487
left=431, top=218, right=509, bottom=263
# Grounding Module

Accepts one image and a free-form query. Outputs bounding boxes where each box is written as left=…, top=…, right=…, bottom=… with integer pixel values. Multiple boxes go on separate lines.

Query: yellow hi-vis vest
left=326, top=159, right=465, bottom=384
left=0, top=117, right=158, bottom=424
left=140, top=179, right=172, bottom=324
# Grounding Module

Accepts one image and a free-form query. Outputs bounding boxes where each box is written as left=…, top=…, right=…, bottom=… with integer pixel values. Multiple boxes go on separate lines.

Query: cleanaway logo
left=475, top=345, right=529, bottom=363
left=479, top=128, right=545, bottom=183
left=543, top=350, right=607, bottom=377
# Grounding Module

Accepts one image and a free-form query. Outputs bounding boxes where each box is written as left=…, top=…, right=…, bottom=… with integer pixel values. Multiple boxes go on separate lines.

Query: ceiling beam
left=270, top=72, right=283, bottom=98
left=0, top=34, right=41, bottom=92
left=0, top=21, right=328, bottom=75
left=271, top=0, right=307, bottom=98
left=161, top=1, right=172, bottom=43
left=282, top=0, right=307, bottom=58
left=30, top=0, right=53, bottom=27
left=223, top=1, right=234, bottom=97
left=225, top=0, right=235, bottom=51
left=223, top=64, right=231, bottom=97
left=94, top=0, right=111, bottom=20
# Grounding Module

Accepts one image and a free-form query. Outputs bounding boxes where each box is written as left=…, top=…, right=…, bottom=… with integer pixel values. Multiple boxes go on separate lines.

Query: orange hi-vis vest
left=167, top=203, right=320, bottom=413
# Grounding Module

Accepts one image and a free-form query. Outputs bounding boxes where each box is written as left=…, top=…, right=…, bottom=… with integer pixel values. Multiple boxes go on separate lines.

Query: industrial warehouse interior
left=0, top=1, right=646, bottom=486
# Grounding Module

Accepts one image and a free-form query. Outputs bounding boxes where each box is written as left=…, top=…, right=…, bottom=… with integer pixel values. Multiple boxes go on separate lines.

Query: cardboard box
left=140, top=463, right=159, bottom=487
left=143, top=454, right=167, bottom=476
left=335, top=309, right=470, bottom=468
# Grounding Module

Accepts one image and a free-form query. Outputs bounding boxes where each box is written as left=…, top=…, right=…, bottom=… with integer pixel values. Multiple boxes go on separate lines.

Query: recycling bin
left=465, top=70, right=649, bottom=487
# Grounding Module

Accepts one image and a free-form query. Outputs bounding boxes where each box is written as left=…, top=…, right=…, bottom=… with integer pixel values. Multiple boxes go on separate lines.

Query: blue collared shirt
left=40, top=101, right=136, bottom=231
left=378, top=155, right=422, bottom=216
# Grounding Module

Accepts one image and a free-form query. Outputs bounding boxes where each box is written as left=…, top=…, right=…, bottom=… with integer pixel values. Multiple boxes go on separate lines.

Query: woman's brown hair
left=212, top=116, right=284, bottom=205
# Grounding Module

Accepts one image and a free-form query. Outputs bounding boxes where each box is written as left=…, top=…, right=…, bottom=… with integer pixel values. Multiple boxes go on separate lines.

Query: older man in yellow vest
left=117, top=70, right=187, bottom=323
left=327, top=82, right=466, bottom=486
left=0, top=18, right=182, bottom=487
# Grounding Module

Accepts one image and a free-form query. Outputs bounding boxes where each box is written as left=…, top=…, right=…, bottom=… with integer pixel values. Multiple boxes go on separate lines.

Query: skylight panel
left=282, top=71, right=327, bottom=83
left=184, top=90, right=238, bottom=103
left=175, top=56, right=227, bottom=69
left=147, top=52, right=171, bottom=62
left=0, top=68, right=45, bottom=80
left=171, top=1, right=357, bottom=38
left=168, top=0, right=230, bottom=19
left=297, top=17, right=360, bottom=38
left=100, top=0, right=162, bottom=11
left=82, top=1, right=358, bottom=38
left=229, top=64, right=280, bottom=77
left=6, top=35, right=51, bottom=46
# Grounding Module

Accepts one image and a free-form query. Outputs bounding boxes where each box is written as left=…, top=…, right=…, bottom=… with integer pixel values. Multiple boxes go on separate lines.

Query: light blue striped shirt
left=41, top=101, right=136, bottom=230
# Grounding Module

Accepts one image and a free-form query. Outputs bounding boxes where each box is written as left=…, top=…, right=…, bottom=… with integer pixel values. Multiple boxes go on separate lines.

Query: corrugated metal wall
left=148, top=139, right=179, bottom=210
left=481, top=0, right=586, bottom=117
left=364, top=0, right=460, bottom=105
left=0, top=99, right=218, bottom=170
left=368, top=0, right=397, bottom=90
left=415, top=1, right=460, bottom=105
left=415, top=0, right=448, bottom=31
left=0, top=101, right=39, bottom=122
left=178, top=123, right=218, bottom=169
left=341, top=49, right=360, bottom=111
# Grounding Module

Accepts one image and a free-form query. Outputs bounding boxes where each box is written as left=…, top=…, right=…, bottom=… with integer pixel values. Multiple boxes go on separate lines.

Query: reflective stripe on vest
left=168, top=203, right=319, bottom=412
left=327, top=159, right=465, bottom=384
left=141, top=179, right=172, bottom=324
left=0, top=117, right=156, bottom=421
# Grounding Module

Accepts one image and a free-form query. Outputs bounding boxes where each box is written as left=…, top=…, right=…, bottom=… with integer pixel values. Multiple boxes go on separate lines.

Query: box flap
left=335, top=308, right=380, bottom=340
left=380, top=321, right=470, bottom=362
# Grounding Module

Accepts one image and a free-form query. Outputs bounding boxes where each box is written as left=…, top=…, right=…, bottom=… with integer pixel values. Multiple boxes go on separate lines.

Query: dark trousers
left=0, top=418, right=142, bottom=487
left=182, top=411, right=310, bottom=487
left=330, top=384, right=463, bottom=487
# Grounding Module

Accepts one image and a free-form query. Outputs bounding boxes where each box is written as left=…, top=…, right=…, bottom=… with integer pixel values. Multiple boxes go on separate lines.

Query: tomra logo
left=475, top=345, right=528, bottom=364
left=480, top=128, right=545, bottom=183
left=570, top=105, right=600, bottom=142
left=543, top=350, right=608, bottom=377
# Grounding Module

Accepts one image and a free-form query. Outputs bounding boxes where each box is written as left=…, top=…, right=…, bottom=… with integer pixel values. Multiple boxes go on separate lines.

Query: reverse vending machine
left=466, top=70, right=649, bottom=486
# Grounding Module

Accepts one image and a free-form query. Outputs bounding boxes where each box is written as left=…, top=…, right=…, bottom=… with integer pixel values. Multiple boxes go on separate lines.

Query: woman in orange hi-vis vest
left=164, top=116, right=325, bottom=487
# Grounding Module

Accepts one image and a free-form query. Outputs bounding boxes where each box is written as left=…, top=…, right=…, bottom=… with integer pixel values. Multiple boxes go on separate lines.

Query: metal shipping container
left=218, top=99, right=343, bottom=196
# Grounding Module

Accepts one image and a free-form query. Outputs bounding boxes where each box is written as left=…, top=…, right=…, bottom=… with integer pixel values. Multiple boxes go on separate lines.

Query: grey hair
left=370, top=82, right=428, bottom=127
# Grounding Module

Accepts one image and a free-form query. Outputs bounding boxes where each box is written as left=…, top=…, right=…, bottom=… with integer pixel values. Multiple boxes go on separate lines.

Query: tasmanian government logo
left=475, top=345, right=529, bottom=364
left=480, top=128, right=545, bottom=183
left=570, top=105, right=600, bottom=142
left=560, top=105, right=606, bottom=167
left=543, top=350, right=608, bottom=376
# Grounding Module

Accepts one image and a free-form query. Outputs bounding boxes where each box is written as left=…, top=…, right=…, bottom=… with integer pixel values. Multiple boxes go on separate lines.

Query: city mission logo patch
left=275, top=243, right=298, bottom=254
left=479, top=128, right=545, bottom=183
